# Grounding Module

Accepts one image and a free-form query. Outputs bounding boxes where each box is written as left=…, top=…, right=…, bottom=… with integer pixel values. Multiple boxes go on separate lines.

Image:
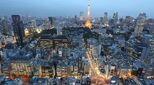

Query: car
left=110, top=76, right=119, bottom=85
left=0, top=75, right=5, bottom=82
left=128, top=78, right=137, bottom=85
left=76, top=79, right=81, bottom=85
left=124, top=79, right=130, bottom=85
left=138, top=78, right=146, bottom=85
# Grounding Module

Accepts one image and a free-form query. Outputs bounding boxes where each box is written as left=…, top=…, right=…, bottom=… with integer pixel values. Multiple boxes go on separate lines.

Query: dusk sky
left=0, top=0, right=153, bottom=18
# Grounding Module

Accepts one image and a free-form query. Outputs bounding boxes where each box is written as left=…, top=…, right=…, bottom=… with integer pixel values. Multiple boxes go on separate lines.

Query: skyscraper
left=80, top=12, right=84, bottom=21
left=48, top=17, right=53, bottom=26
left=1, top=17, right=11, bottom=35
left=134, top=13, right=146, bottom=36
left=85, top=0, right=92, bottom=29
left=12, top=15, right=25, bottom=46
left=113, top=12, right=119, bottom=25
left=103, top=12, right=109, bottom=27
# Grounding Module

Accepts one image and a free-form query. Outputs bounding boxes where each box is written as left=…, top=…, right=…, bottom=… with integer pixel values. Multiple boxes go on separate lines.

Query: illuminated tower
left=85, top=0, right=92, bottom=29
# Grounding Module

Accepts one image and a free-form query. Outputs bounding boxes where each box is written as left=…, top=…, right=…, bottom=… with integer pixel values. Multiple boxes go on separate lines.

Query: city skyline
left=0, top=0, right=154, bottom=84
left=0, top=0, right=154, bottom=17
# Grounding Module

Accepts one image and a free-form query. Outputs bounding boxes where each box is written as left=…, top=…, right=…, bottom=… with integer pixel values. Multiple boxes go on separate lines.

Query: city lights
left=0, top=0, right=154, bottom=85
left=36, top=28, right=42, bottom=33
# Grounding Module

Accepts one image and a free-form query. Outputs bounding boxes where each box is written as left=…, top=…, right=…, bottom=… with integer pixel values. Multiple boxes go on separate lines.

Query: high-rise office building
left=103, top=12, right=109, bottom=27
left=44, top=19, right=51, bottom=29
left=113, top=12, right=119, bottom=24
left=79, top=12, right=85, bottom=27
left=0, top=17, right=11, bottom=35
left=31, top=20, right=37, bottom=28
left=48, top=17, right=53, bottom=26
left=134, top=13, right=146, bottom=36
left=80, top=12, right=84, bottom=21
left=12, top=15, right=25, bottom=46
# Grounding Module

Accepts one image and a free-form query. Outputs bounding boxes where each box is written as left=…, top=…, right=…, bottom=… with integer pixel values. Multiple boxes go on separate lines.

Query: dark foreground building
left=12, top=15, right=25, bottom=46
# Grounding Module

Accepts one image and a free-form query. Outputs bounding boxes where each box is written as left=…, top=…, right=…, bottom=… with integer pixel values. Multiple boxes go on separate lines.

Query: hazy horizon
left=0, top=0, right=154, bottom=18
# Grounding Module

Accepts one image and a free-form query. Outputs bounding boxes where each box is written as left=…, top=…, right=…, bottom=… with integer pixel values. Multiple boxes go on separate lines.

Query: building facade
left=12, top=15, right=25, bottom=46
